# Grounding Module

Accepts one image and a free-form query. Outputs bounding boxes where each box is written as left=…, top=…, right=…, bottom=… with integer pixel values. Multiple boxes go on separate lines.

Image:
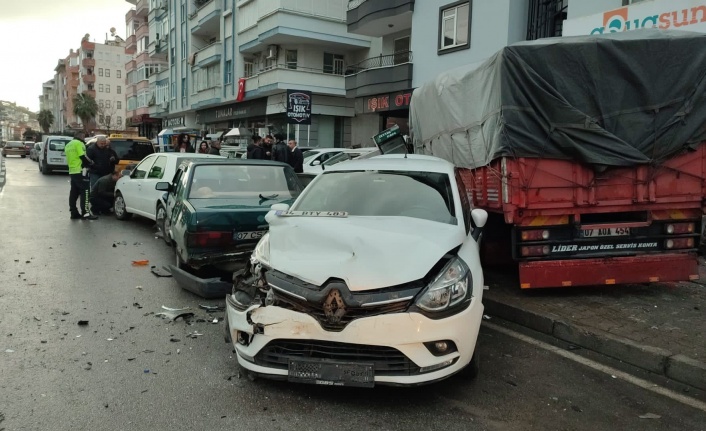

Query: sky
left=0, top=0, right=134, bottom=113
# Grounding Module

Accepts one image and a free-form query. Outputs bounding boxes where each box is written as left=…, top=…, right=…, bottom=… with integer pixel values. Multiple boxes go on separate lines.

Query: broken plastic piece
left=199, top=304, right=225, bottom=312
left=157, top=310, right=194, bottom=321
left=482, top=314, right=491, bottom=320
left=77, top=320, right=89, bottom=326
left=150, top=265, right=172, bottom=277
left=132, top=260, right=150, bottom=266
left=212, top=318, right=219, bottom=324
left=5, top=349, right=15, bottom=353
left=162, top=305, right=190, bottom=312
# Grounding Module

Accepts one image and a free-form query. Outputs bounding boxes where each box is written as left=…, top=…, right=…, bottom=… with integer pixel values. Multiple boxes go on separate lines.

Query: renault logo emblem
left=322, top=289, right=346, bottom=324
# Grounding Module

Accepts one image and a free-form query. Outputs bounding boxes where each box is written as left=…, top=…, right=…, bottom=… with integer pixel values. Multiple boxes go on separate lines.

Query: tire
left=21, top=155, right=26, bottom=158
left=459, top=351, right=480, bottom=380
left=156, top=203, right=171, bottom=246
left=113, top=192, right=133, bottom=220
left=41, top=161, right=50, bottom=175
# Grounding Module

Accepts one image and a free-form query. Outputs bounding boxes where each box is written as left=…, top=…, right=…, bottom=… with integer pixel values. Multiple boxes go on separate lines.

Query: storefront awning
left=224, top=128, right=252, bottom=137
left=157, top=128, right=174, bottom=136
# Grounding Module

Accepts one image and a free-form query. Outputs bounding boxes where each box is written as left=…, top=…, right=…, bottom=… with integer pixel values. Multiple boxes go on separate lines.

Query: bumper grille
left=254, top=339, right=420, bottom=376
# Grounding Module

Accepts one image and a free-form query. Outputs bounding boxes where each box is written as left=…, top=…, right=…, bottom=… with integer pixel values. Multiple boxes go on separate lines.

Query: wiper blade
left=258, top=193, right=279, bottom=201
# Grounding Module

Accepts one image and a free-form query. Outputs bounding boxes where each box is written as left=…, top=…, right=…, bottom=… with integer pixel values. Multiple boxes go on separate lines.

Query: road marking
left=484, top=322, right=706, bottom=413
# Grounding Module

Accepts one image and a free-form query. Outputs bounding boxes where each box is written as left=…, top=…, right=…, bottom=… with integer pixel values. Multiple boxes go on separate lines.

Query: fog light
left=424, top=340, right=458, bottom=356
left=434, top=341, right=449, bottom=353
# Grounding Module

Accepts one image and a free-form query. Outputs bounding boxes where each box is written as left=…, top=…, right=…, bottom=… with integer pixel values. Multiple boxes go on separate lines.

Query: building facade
left=39, top=80, right=56, bottom=115
left=0, top=101, right=38, bottom=141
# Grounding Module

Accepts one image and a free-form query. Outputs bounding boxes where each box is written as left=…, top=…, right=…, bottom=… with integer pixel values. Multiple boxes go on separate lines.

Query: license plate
left=581, top=227, right=631, bottom=238
left=288, top=359, right=374, bottom=388
left=233, top=230, right=264, bottom=241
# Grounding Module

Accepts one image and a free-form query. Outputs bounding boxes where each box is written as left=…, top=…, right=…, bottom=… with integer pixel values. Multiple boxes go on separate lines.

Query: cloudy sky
left=0, top=0, right=134, bottom=112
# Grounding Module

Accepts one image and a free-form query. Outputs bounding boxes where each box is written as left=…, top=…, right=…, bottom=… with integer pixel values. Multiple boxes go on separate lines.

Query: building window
left=323, top=53, right=344, bottom=75
left=106, top=84, right=111, bottom=93
left=438, top=1, right=471, bottom=53
left=117, top=85, right=122, bottom=94
left=394, top=36, right=411, bottom=64
left=224, top=60, right=233, bottom=84
left=99, top=115, right=105, bottom=124
left=117, top=116, right=122, bottom=126
left=105, top=100, right=111, bottom=108
left=117, top=70, right=121, bottom=78
left=98, top=68, right=103, bottom=76
left=171, top=47, right=175, bottom=65
left=192, top=64, right=220, bottom=92
left=286, top=50, right=298, bottom=69
left=99, top=84, right=104, bottom=92
left=117, top=101, right=122, bottom=109
left=98, top=100, right=104, bottom=108
left=105, top=69, right=110, bottom=77
left=244, top=61, right=254, bottom=78
left=526, top=0, right=567, bottom=40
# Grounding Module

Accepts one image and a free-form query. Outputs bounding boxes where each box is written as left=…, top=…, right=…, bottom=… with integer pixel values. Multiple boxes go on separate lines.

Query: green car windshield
left=188, top=164, right=301, bottom=199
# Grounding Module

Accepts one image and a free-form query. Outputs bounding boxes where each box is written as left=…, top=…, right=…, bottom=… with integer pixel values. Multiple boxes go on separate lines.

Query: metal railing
left=347, top=0, right=367, bottom=11
left=345, top=51, right=412, bottom=75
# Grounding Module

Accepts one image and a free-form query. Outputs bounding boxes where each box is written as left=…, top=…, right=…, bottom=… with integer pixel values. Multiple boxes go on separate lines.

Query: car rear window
left=7, top=142, right=23, bottom=148
left=109, top=139, right=154, bottom=161
left=188, top=164, right=301, bottom=199
left=48, top=139, right=69, bottom=151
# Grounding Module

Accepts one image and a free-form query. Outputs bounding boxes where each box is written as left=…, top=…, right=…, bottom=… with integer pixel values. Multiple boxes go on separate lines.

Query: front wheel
left=114, top=193, right=133, bottom=220
left=156, top=203, right=171, bottom=246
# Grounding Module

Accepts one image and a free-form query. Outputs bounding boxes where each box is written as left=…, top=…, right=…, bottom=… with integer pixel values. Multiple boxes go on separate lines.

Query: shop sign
left=564, top=0, right=706, bottom=36
left=286, top=90, right=312, bottom=124
left=197, top=99, right=267, bottom=123
left=163, top=116, right=185, bottom=128
left=361, top=90, right=413, bottom=114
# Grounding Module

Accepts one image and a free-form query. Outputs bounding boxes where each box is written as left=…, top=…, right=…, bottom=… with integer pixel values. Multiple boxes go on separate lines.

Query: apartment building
left=0, top=101, right=38, bottom=141
left=62, top=50, right=80, bottom=129
left=39, top=80, right=56, bottom=115
left=148, top=0, right=171, bottom=126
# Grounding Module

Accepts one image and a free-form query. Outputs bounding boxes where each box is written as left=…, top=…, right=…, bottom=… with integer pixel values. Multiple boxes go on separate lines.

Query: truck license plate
left=233, top=230, right=264, bottom=241
left=581, top=227, right=630, bottom=238
left=288, top=359, right=374, bottom=388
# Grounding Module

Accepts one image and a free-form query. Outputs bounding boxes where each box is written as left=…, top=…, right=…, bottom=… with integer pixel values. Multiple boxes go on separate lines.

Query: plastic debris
left=5, top=349, right=15, bottom=353
left=150, top=266, right=172, bottom=278
left=107, top=338, right=114, bottom=341
left=639, top=413, right=661, bottom=419
left=157, top=310, right=194, bottom=321
left=482, top=315, right=491, bottom=320
left=132, top=260, right=150, bottom=266
left=77, top=320, right=89, bottom=326
left=199, top=304, right=225, bottom=312
left=135, top=285, right=143, bottom=290
left=133, top=302, right=143, bottom=309
left=169, top=338, right=180, bottom=343
left=162, top=306, right=190, bottom=312
left=177, top=349, right=181, bottom=354
left=187, top=331, right=203, bottom=339
left=212, top=318, right=219, bottom=324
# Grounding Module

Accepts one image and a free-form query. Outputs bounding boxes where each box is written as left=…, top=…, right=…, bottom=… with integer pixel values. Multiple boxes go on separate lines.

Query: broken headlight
left=252, top=232, right=271, bottom=267
left=416, top=257, right=471, bottom=314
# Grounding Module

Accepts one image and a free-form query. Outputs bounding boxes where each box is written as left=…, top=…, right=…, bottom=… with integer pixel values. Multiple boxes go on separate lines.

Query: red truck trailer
left=409, top=30, right=706, bottom=288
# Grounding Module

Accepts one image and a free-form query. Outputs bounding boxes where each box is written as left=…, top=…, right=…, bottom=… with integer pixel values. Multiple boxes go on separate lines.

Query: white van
left=39, top=135, right=73, bottom=174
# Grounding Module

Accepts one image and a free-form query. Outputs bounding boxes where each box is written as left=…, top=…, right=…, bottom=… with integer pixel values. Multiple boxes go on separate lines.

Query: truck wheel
left=113, top=193, right=132, bottom=220
left=459, top=351, right=480, bottom=380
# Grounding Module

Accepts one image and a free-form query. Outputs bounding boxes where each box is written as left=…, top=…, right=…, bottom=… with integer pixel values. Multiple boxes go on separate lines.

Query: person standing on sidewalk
left=65, top=131, right=97, bottom=220
left=287, top=139, right=303, bottom=173
left=208, top=138, right=222, bottom=155
left=271, top=133, right=289, bottom=164
left=86, top=136, right=119, bottom=189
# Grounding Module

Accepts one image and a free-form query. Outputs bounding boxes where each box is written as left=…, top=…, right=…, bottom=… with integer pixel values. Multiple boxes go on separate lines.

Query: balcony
left=68, top=77, right=80, bottom=88
left=126, top=34, right=137, bottom=53
left=244, top=64, right=345, bottom=99
left=68, top=65, right=79, bottom=74
left=192, top=41, right=222, bottom=68
left=347, top=0, right=414, bottom=37
left=136, top=24, right=149, bottom=41
left=190, top=86, right=222, bottom=109
left=345, top=51, right=413, bottom=98
left=190, top=0, right=221, bottom=37
left=82, top=57, right=95, bottom=68
left=82, top=74, right=96, bottom=84
left=136, top=0, right=149, bottom=17
left=85, top=90, right=96, bottom=99
left=135, top=51, right=150, bottom=65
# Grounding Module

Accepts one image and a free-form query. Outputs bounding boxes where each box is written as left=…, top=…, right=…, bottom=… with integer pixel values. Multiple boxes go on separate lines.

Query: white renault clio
left=225, top=154, right=488, bottom=387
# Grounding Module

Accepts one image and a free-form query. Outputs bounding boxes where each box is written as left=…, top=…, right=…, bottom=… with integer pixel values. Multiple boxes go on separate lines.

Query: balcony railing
left=346, top=51, right=413, bottom=75
left=347, top=0, right=367, bottom=11
left=245, top=63, right=345, bottom=94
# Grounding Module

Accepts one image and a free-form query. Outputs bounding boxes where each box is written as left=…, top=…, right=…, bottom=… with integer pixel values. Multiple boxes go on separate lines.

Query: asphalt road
left=1, top=155, right=705, bottom=431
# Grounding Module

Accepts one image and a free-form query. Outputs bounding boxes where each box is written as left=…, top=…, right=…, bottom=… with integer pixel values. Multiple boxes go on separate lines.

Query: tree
left=96, top=102, right=121, bottom=134
left=72, top=92, right=98, bottom=133
left=38, top=109, right=54, bottom=133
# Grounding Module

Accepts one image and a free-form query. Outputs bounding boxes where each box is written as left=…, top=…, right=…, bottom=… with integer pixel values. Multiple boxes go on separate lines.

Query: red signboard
left=362, top=90, right=413, bottom=113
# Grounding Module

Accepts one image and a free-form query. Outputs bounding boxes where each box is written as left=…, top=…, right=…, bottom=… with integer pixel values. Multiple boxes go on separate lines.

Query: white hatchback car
left=303, top=147, right=377, bottom=175
left=225, top=154, right=488, bottom=387
left=114, top=152, right=224, bottom=235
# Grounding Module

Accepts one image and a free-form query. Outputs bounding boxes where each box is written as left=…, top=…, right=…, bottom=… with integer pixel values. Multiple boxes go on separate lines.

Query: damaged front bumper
left=225, top=285, right=483, bottom=387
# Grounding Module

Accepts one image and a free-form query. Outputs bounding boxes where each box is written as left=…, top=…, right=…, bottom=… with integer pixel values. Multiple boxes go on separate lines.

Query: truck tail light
left=521, top=245, right=551, bottom=257
left=665, top=238, right=694, bottom=249
left=665, top=223, right=694, bottom=234
left=520, top=229, right=550, bottom=241
left=187, top=231, right=233, bottom=247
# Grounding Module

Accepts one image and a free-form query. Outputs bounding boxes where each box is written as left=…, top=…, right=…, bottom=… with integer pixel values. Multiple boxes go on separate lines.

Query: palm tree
left=72, top=92, right=98, bottom=133
left=38, top=109, right=54, bottom=133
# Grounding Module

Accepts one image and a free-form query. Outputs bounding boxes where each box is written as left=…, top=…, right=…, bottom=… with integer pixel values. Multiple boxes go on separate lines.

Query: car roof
left=151, top=153, right=224, bottom=159
left=44, top=135, right=72, bottom=139
left=184, top=158, right=290, bottom=167
left=324, top=154, right=456, bottom=174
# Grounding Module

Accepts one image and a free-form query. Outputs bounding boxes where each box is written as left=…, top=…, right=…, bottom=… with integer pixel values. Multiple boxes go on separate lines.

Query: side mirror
left=121, top=170, right=132, bottom=177
left=311, top=160, right=321, bottom=166
left=470, top=208, right=488, bottom=242
left=270, top=203, right=290, bottom=212
left=155, top=182, right=170, bottom=192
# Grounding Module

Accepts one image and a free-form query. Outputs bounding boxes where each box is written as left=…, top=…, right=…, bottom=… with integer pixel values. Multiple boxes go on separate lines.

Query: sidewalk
left=483, top=258, right=706, bottom=391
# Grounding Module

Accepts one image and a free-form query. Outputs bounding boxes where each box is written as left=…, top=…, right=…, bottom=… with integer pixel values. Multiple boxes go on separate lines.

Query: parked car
left=2, top=141, right=26, bottom=158
left=225, top=154, right=488, bottom=387
left=29, top=142, right=43, bottom=161
left=300, top=148, right=347, bottom=172
left=305, top=148, right=378, bottom=175
left=114, top=152, right=225, bottom=225
left=23, top=141, right=34, bottom=156
left=157, top=159, right=303, bottom=298
left=39, top=135, right=72, bottom=174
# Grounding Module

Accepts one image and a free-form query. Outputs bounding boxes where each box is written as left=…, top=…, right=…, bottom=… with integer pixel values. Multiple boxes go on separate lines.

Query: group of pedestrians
left=65, top=131, right=122, bottom=220
left=246, top=133, right=303, bottom=173
left=175, top=133, right=222, bottom=155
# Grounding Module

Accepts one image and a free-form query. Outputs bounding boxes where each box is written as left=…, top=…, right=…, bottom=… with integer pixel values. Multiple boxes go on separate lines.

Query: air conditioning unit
left=265, top=45, right=278, bottom=60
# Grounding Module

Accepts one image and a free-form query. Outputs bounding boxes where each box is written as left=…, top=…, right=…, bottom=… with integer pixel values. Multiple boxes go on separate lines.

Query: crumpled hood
left=265, top=214, right=464, bottom=291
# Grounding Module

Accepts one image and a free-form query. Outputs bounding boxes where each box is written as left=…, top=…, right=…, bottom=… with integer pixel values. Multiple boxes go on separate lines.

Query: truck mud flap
left=169, top=264, right=232, bottom=299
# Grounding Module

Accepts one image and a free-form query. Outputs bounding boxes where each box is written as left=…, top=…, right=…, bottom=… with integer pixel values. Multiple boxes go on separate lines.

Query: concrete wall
left=566, top=0, right=623, bottom=20
left=351, top=113, right=381, bottom=148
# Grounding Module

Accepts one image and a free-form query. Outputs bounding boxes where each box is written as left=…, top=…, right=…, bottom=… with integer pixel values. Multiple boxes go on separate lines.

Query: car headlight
left=252, top=232, right=271, bottom=267
left=416, top=257, right=471, bottom=313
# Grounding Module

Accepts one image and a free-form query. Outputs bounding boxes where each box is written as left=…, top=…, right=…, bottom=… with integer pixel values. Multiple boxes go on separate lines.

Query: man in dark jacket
left=287, top=140, right=304, bottom=173
left=86, top=136, right=120, bottom=189
left=90, top=171, right=121, bottom=215
left=249, top=136, right=266, bottom=160
left=247, top=135, right=261, bottom=159
left=208, top=138, right=222, bottom=155
left=271, top=133, right=289, bottom=164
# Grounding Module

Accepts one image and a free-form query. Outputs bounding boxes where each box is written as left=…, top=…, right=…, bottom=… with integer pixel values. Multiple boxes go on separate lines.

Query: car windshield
left=48, top=139, right=69, bottom=151
left=294, top=170, right=457, bottom=225
left=321, top=151, right=366, bottom=167
left=302, top=150, right=320, bottom=160
left=188, top=164, right=302, bottom=199
left=109, top=139, right=154, bottom=160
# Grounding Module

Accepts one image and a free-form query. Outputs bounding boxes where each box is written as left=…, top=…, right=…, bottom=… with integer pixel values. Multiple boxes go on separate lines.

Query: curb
left=484, top=297, right=706, bottom=391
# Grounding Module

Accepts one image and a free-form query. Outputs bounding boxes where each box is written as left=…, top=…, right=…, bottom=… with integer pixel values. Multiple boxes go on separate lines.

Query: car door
left=122, top=155, right=156, bottom=216
left=138, top=155, right=168, bottom=219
